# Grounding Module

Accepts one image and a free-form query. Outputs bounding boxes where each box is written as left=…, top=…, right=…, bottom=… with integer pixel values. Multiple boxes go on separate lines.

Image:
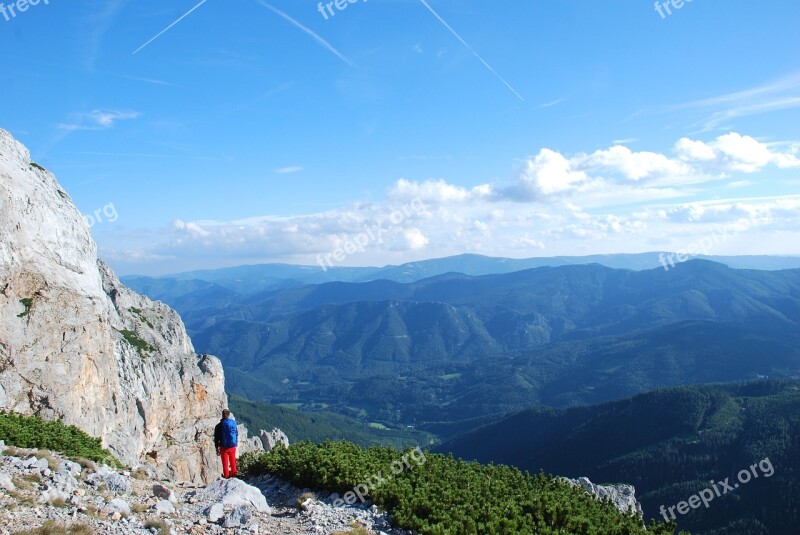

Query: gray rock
left=222, top=505, right=252, bottom=528
left=38, top=488, right=70, bottom=504
left=87, top=472, right=132, bottom=495
left=259, top=429, right=289, bottom=452
left=103, top=498, right=132, bottom=517
left=154, top=500, right=176, bottom=515
left=58, top=460, right=82, bottom=477
left=0, top=128, right=251, bottom=485
left=153, top=483, right=177, bottom=503
left=0, top=471, right=16, bottom=491
left=205, top=503, right=224, bottom=522
left=561, top=477, right=643, bottom=516
left=199, top=478, right=271, bottom=513
left=51, top=471, right=79, bottom=495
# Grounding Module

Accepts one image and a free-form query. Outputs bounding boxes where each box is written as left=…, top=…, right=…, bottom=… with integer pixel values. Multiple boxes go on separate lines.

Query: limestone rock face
left=0, top=128, right=231, bottom=484
left=561, top=477, right=643, bottom=516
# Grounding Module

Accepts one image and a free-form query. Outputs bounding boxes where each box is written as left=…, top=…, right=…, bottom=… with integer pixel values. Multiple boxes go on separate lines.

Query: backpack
left=220, top=418, right=238, bottom=448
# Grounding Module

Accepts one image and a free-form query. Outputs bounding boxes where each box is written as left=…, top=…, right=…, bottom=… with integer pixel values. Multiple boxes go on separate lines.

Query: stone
left=0, top=127, right=245, bottom=485
left=205, top=503, right=224, bottom=522
left=259, top=429, right=290, bottom=452
left=103, top=498, right=132, bottom=517
left=222, top=505, right=252, bottom=528
left=155, top=500, right=176, bottom=515
left=153, top=483, right=177, bottom=503
left=31, top=457, right=49, bottom=471
left=560, top=477, right=643, bottom=516
left=0, top=471, right=15, bottom=491
left=87, top=472, right=132, bottom=495
left=199, top=478, right=271, bottom=513
left=58, top=461, right=82, bottom=477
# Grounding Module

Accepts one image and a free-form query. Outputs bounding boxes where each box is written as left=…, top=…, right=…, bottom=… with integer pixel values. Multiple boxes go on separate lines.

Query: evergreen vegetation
left=241, top=441, right=686, bottom=534
left=439, top=380, right=800, bottom=534
left=0, top=411, right=121, bottom=467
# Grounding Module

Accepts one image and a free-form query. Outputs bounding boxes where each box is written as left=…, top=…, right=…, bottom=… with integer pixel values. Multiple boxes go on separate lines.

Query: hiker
left=214, top=409, right=239, bottom=479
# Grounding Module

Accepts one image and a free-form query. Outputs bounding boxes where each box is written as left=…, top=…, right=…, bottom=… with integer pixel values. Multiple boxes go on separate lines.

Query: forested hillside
left=438, top=380, right=800, bottom=534
left=230, top=397, right=435, bottom=448
left=172, top=261, right=800, bottom=433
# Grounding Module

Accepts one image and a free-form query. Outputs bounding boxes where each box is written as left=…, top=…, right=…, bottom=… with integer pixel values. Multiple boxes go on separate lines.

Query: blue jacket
left=214, top=417, right=238, bottom=449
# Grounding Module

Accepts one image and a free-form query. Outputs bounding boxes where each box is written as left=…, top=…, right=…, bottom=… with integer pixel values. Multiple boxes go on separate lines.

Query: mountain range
left=127, top=257, right=800, bottom=436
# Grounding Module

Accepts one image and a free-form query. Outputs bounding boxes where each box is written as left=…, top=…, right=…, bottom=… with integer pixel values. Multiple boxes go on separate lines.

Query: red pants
left=219, top=447, right=237, bottom=478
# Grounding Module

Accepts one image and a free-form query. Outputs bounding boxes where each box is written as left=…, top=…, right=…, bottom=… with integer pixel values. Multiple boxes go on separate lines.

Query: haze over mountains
left=123, top=252, right=800, bottom=298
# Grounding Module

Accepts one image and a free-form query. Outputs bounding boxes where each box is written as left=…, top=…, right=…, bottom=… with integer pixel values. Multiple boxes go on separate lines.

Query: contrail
left=133, top=0, right=209, bottom=55
left=417, top=0, right=524, bottom=102
left=255, top=0, right=355, bottom=68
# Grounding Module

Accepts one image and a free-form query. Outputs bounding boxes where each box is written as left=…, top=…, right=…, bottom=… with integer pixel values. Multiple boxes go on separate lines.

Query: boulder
left=57, top=460, right=82, bottom=477
left=561, top=477, right=643, bottom=516
left=0, top=471, right=15, bottom=491
left=87, top=472, right=131, bottom=495
left=103, top=498, right=132, bottom=517
left=259, top=429, right=289, bottom=452
left=153, top=483, right=177, bottom=503
left=205, top=503, right=225, bottom=522
left=199, top=478, right=271, bottom=513
left=222, top=505, right=253, bottom=528
left=155, top=499, right=176, bottom=515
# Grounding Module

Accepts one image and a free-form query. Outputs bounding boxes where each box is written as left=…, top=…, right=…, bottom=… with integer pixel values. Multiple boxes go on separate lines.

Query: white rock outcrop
left=561, top=477, right=643, bottom=516
left=0, top=128, right=233, bottom=484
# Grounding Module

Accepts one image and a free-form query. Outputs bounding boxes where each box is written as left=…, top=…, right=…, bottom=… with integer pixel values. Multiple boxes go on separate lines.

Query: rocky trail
left=0, top=442, right=408, bottom=535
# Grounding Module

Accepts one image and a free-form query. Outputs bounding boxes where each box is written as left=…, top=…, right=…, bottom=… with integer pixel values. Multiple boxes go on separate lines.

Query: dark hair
left=222, top=409, right=231, bottom=418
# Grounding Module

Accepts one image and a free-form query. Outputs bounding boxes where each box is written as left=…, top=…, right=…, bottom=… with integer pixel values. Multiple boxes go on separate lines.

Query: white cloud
left=275, top=166, right=303, bottom=174
left=103, top=132, right=800, bottom=272
left=402, top=229, right=429, bottom=250
left=510, top=149, right=588, bottom=199
left=676, top=132, right=800, bottom=173
left=59, top=110, right=140, bottom=131
left=579, top=145, right=690, bottom=181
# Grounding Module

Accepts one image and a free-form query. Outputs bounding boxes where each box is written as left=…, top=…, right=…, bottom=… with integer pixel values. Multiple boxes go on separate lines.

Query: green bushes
left=119, top=329, right=155, bottom=356
left=0, top=411, right=121, bottom=467
left=241, top=441, right=686, bottom=535
left=17, top=298, right=33, bottom=318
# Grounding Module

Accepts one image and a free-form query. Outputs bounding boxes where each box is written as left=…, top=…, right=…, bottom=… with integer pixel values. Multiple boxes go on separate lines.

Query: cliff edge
left=0, top=128, right=231, bottom=484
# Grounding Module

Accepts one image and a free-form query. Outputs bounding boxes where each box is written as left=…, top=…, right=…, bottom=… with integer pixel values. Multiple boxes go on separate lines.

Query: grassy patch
left=331, top=523, right=370, bottom=535
left=131, top=503, right=150, bottom=514
left=143, top=519, right=169, bottom=535
left=12, top=520, right=93, bottom=535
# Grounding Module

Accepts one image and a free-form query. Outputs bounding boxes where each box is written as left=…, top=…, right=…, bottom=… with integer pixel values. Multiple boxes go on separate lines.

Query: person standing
left=214, top=409, right=239, bottom=479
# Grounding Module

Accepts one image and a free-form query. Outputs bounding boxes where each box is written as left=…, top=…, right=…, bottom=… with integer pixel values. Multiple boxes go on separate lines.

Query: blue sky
left=1, top=0, right=799, bottom=275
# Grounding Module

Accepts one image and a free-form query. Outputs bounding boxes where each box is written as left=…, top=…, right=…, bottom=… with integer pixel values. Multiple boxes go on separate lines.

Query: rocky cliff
left=0, top=128, right=233, bottom=484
